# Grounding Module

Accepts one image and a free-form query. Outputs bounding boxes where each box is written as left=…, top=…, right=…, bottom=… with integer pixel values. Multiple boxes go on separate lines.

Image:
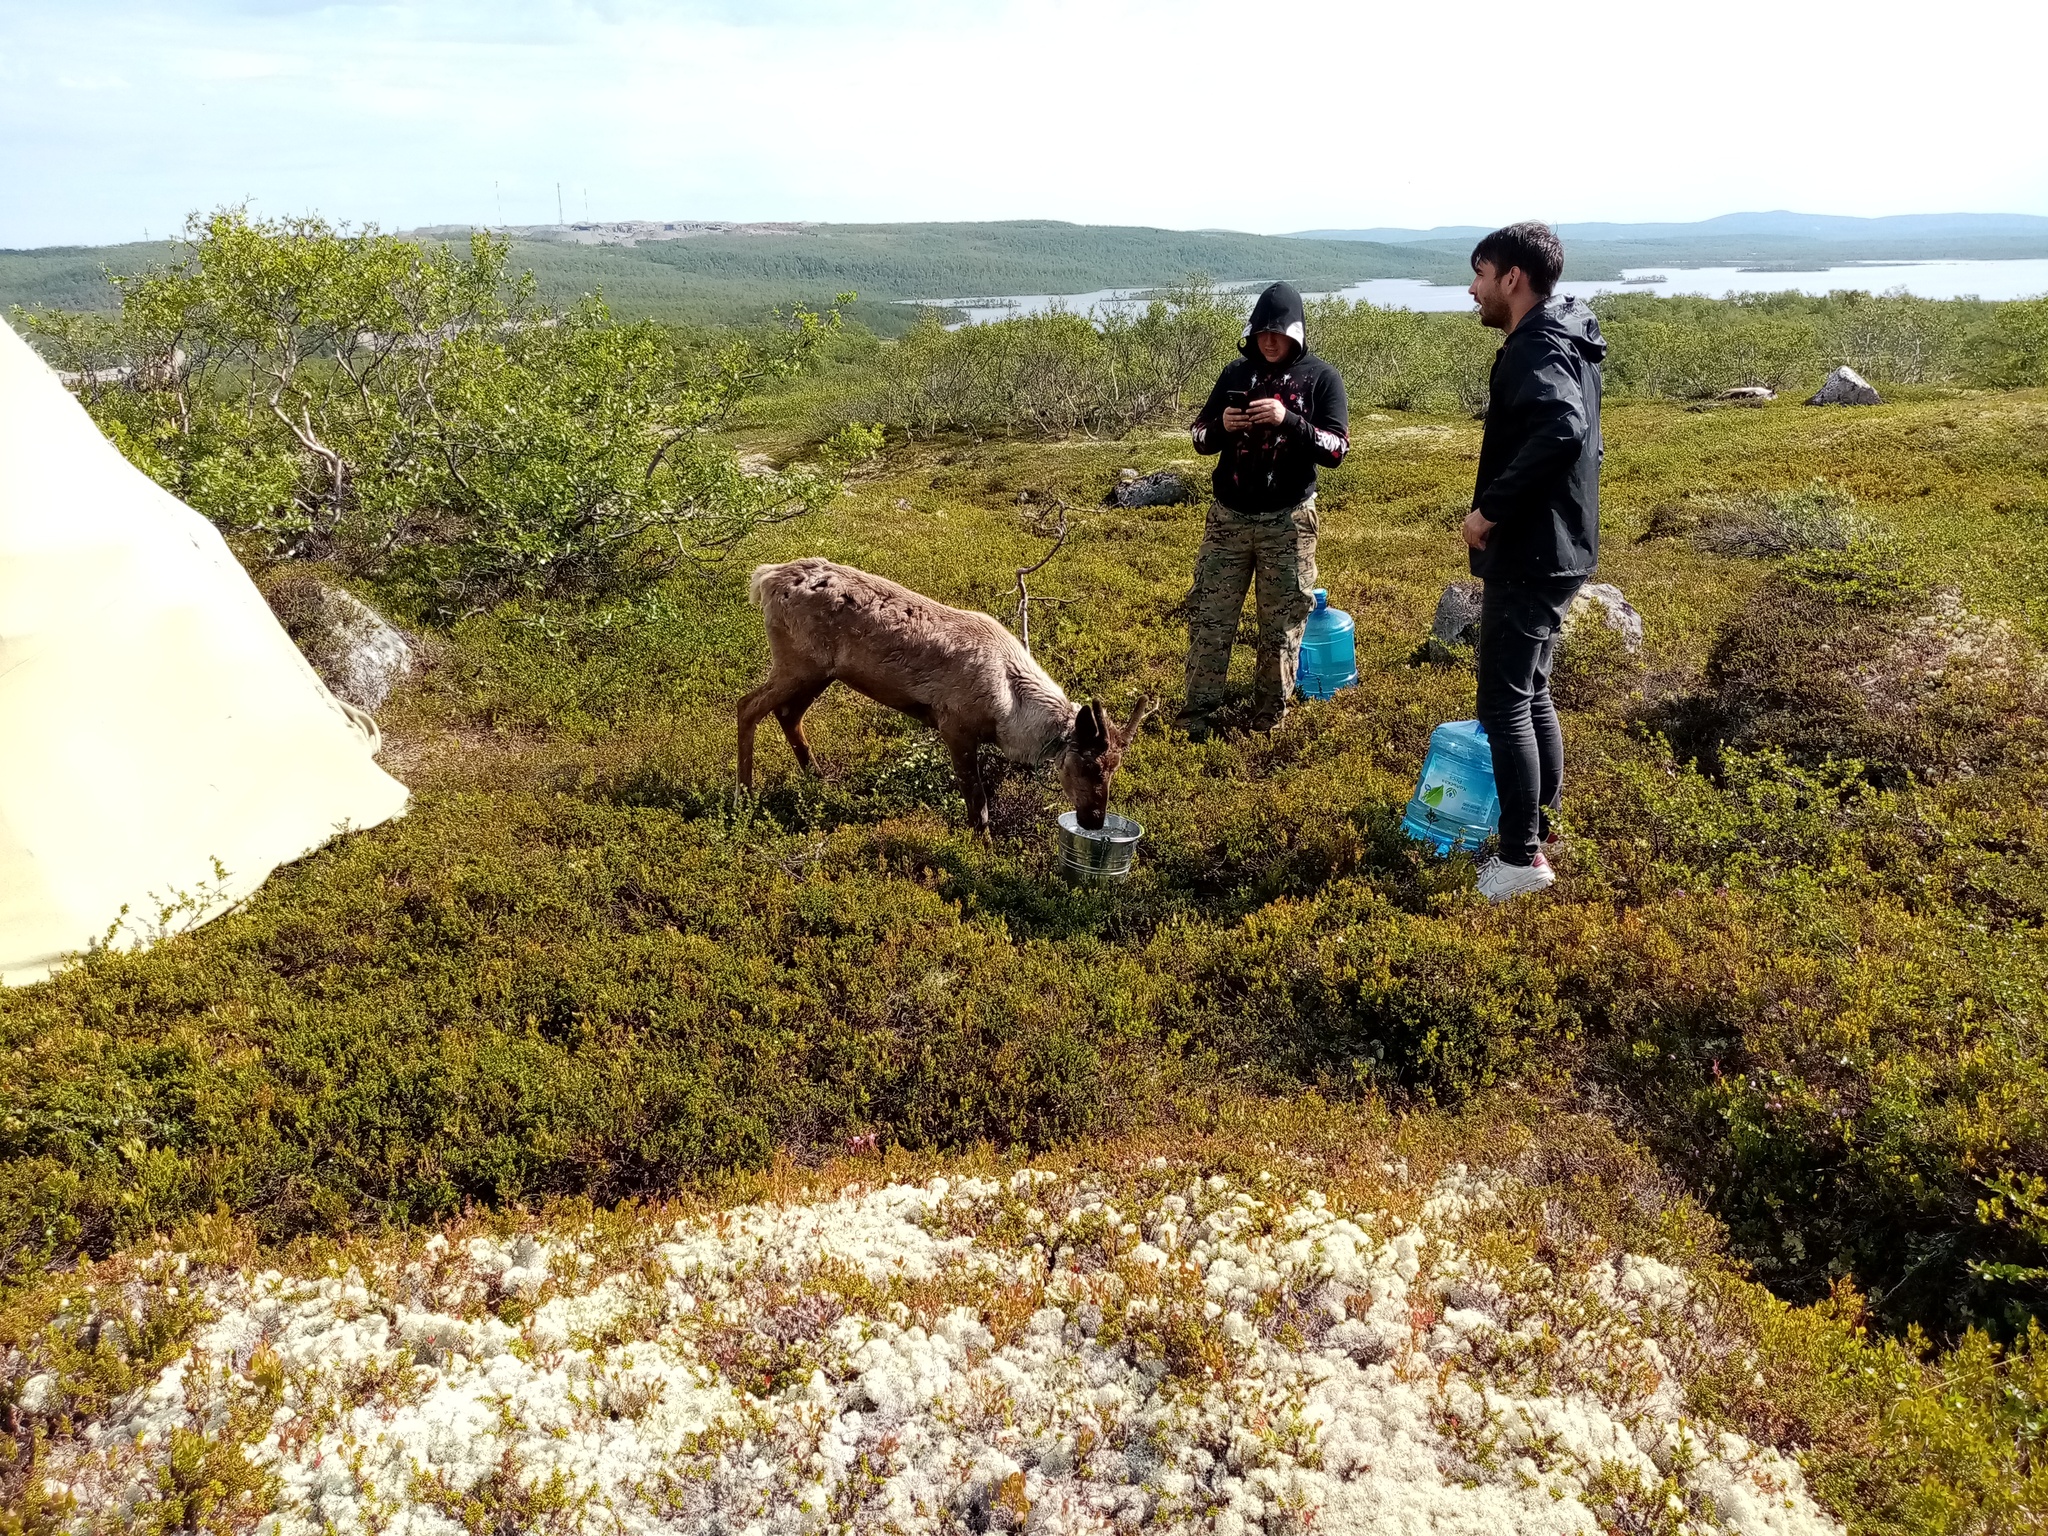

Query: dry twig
left=1011, top=497, right=1071, bottom=653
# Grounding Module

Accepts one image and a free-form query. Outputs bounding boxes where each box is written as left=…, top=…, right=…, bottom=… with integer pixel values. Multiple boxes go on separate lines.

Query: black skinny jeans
left=1475, top=576, right=1585, bottom=865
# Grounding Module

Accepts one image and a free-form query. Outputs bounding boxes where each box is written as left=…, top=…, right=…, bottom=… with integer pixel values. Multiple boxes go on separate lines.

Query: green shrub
left=1965, top=295, right=2048, bottom=388
left=1685, top=551, right=2047, bottom=785
left=1154, top=886, right=1563, bottom=1102
left=1543, top=744, right=2048, bottom=1337
left=870, top=279, right=1242, bottom=438
left=1552, top=609, right=1646, bottom=711
left=1594, top=288, right=2013, bottom=398
left=1307, top=299, right=1496, bottom=414
left=15, top=209, right=858, bottom=618
left=1678, top=480, right=1882, bottom=557
left=869, top=285, right=1502, bottom=436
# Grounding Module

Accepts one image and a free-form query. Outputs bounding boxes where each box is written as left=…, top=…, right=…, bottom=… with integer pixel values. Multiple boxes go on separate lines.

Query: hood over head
left=1241, top=281, right=1306, bottom=360
left=1528, top=294, right=1608, bottom=363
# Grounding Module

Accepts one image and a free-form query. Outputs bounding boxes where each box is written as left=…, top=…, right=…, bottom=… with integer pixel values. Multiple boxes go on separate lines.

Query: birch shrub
left=17, top=209, right=868, bottom=619
left=875, top=280, right=1243, bottom=438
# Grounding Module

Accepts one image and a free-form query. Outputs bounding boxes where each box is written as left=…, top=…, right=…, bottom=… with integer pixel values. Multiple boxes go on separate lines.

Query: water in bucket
left=1401, top=719, right=1500, bottom=854
left=1295, top=589, right=1357, bottom=700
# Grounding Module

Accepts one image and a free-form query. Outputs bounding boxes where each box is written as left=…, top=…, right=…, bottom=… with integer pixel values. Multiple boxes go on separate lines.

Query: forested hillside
left=1, top=221, right=1467, bottom=332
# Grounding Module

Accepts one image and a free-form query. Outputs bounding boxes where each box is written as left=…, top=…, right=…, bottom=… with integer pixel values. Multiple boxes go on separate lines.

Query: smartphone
left=1225, top=389, right=1249, bottom=410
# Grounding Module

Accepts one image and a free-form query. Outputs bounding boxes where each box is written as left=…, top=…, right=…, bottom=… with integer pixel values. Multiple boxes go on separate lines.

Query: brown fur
left=738, top=558, right=1153, bottom=833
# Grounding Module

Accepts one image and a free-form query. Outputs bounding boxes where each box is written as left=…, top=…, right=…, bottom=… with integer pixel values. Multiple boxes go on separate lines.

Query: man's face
left=1254, top=330, right=1293, bottom=364
left=1468, top=260, right=1515, bottom=330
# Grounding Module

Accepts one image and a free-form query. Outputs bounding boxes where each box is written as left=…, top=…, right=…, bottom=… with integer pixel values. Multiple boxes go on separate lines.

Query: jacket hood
left=1241, top=281, right=1306, bottom=360
left=1521, top=295, right=1608, bottom=363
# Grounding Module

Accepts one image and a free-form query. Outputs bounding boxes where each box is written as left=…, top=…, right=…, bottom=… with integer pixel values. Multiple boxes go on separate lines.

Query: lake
left=917, top=258, right=2048, bottom=325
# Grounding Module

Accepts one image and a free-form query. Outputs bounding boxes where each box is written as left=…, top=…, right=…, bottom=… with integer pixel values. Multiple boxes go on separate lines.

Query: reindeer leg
left=775, top=680, right=830, bottom=774
left=944, top=731, right=992, bottom=839
left=738, top=674, right=822, bottom=788
left=737, top=686, right=769, bottom=789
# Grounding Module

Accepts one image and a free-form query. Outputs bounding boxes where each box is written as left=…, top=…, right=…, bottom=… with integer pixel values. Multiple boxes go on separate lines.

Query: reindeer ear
left=1073, top=704, right=1106, bottom=751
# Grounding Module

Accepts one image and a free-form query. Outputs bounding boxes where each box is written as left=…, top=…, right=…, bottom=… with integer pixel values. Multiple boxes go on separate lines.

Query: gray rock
left=266, top=575, right=415, bottom=712
left=1806, top=366, right=1882, bottom=406
left=1415, top=580, right=1485, bottom=665
left=1106, top=469, right=1190, bottom=509
left=1431, top=580, right=1485, bottom=647
left=1565, top=582, right=1644, bottom=653
left=1418, top=579, right=1642, bottom=666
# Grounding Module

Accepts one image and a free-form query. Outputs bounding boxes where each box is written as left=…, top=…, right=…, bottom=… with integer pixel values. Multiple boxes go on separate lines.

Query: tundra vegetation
left=5, top=212, right=2048, bottom=1531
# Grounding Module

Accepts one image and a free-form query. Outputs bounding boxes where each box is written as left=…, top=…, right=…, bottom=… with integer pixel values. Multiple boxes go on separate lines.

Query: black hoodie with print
left=1191, top=282, right=1349, bottom=515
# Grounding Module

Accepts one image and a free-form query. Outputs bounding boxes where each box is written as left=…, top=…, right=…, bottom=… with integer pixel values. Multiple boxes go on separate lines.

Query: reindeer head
left=1058, top=697, right=1157, bottom=830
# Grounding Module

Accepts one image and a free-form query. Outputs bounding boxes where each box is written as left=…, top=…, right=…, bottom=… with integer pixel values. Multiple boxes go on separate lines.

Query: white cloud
left=2, top=0, right=2044, bottom=247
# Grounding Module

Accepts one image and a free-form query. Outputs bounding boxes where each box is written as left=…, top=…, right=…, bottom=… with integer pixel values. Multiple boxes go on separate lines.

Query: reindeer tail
left=748, top=562, right=790, bottom=611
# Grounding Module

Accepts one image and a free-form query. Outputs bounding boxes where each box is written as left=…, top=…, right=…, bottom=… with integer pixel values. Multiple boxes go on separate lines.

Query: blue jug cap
left=1312, top=588, right=1327, bottom=610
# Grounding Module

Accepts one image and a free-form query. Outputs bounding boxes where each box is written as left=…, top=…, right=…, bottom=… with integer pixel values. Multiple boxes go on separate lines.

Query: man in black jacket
left=1181, top=282, right=1349, bottom=737
left=1461, top=222, right=1605, bottom=901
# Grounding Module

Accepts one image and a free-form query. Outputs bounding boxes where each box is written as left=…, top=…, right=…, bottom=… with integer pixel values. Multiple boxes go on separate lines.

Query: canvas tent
left=0, top=318, right=409, bottom=986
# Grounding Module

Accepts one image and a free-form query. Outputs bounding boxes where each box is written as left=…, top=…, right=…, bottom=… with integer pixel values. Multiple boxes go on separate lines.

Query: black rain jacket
left=1470, top=296, right=1605, bottom=580
left=1192, top=282, right=1349, bottom=515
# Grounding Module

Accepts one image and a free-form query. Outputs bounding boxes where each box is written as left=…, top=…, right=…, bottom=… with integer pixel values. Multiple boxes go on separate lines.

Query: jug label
left=1418, top=778, right=1485, bottom=821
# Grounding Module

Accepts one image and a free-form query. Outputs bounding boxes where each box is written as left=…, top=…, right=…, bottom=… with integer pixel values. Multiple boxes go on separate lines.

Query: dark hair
left=1470, top=222, right=1564, bottom=295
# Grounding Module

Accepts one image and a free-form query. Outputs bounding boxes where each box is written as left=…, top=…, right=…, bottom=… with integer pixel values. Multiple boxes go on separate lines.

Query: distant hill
left=1289, top=212, right=2048, bottom=276
left=1292, top=226, right=1492, bottom=245
left=3, top=222, right=1468, bottom=332
left=440, top=220, right=1469, bottom=326
left=1293, top=212, right=2048, bottom=242
left=11, top=215, right=2046, bottom=331
left=0, top=240, right=176, bottom=315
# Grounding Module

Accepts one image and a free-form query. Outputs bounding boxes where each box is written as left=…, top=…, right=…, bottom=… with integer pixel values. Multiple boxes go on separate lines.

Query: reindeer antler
left=1121, top=696, right=1159, bottom=741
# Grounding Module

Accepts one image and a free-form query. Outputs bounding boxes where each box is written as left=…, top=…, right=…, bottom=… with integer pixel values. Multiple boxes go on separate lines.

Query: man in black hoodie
left=1461, top=222, right=1606, bottom=901
left=1182, top=282, right=1349, bottom=736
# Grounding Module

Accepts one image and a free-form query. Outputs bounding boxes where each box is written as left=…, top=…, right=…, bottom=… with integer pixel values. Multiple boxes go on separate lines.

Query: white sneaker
left=1476, top=851, right=1557, bottom=902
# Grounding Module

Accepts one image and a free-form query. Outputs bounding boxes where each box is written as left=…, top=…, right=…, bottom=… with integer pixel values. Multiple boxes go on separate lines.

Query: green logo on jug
left=1422, top=784, right=1448, bottom=808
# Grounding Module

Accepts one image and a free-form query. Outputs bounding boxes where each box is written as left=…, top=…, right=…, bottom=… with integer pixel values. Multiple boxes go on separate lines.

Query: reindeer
left=739, top=558, right=1154, bottom=833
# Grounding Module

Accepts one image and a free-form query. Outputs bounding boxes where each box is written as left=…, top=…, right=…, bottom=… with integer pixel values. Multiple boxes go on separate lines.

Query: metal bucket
left=1055, top=811, right=1143, bottom=883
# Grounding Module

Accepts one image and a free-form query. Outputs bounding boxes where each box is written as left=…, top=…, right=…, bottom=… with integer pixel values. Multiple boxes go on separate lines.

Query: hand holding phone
left=1222, top=388, right=1252, bottom=431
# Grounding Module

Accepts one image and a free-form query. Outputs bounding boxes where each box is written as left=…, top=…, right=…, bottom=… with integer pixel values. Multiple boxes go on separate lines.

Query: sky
left=3, top=0, right=2046, bottom=249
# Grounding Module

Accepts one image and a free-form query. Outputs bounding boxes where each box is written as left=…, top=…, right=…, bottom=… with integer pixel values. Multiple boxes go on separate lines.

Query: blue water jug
left=1295, top=589, right=1357, bottom=700
left=1400, top=720, right=1500, bottom=854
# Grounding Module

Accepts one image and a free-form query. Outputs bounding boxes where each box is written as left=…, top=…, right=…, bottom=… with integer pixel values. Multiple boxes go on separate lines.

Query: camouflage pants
left=1182, top=496, right=1319, bottom=725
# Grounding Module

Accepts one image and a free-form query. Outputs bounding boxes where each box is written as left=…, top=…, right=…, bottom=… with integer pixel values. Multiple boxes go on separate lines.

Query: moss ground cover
left=5, top=367, right=2048, bottom=1527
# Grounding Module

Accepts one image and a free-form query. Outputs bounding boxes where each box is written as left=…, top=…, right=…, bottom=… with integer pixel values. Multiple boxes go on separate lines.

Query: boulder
left=1431, top=580, right=1484, bottom=647
left=1416, top=580, right=1484, bottom=665
left=1105, top=469, right=1191, bottom=509
left=1564, top=582, right=1644, bottom=653
left=1418, top=579, right=1643, bottom=668
left=1805, top=366, right=1882, bottom=406
left=265, top=574, right=415, bottom=712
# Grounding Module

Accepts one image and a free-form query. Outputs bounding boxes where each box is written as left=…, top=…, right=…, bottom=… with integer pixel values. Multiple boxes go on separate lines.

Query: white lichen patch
left=21, top=1166, right=1840, bottom=1536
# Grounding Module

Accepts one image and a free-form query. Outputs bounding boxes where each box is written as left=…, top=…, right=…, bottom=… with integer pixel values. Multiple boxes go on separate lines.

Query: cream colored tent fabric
left=0, top=319, right=409, bottom=986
